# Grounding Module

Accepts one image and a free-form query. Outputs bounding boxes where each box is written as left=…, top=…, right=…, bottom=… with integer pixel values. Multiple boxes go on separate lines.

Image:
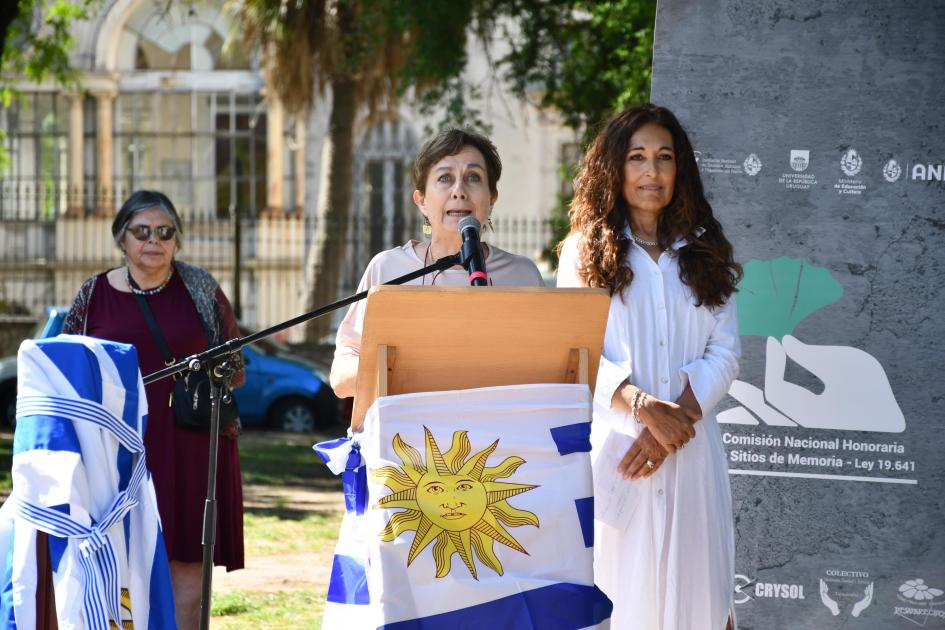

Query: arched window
left=110, top=2, right=279, bottom=218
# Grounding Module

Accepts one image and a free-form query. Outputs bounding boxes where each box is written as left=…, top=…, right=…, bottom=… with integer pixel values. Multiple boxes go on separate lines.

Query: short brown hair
left=412, top=128, right=502, bottom=196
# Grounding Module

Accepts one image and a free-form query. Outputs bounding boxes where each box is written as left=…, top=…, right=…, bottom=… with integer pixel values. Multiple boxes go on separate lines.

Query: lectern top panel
left=351, top=285, right=610, bottom=427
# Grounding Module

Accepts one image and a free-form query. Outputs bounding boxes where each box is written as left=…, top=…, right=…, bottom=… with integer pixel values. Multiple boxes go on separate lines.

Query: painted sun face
left=416, top=473, right=488, bottom=532
left=371, top=427, right=540, bottom=579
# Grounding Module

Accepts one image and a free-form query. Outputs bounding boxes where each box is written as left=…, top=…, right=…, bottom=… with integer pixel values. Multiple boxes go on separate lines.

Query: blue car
left=0, top=308, right=339, bottom=431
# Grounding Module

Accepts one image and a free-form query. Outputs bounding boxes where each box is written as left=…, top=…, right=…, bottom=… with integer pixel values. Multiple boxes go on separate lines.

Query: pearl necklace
left=127, top=268, right=174, bottom=296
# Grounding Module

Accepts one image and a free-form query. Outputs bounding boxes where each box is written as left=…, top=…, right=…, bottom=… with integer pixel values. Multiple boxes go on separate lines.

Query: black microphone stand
left=142, top=252, right=462, bottom=630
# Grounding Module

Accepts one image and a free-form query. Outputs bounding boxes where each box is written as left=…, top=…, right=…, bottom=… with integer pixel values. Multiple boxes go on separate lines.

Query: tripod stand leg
left=198, top=378, right=224, bottom=630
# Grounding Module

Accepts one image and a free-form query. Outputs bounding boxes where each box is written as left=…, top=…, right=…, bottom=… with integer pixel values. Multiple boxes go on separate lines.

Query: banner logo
left=883, top=159, right=903, bottom=183
left=820, top=570, right=873, bottom=617
left=840, top=148, right=863, bottom=176
left=910, top=163, right=945, bottom=181
left=734, top=574, right=755, bottom=604
left=790, top=150, right=810, bottom=172
left=743, top=153, right=763, bottom=176
left=899, top=579, right=944, bottom=603
left=734, top=573, right=806, bottom=604
left=895, top=578, right=945, bottom=625
left=372, top=427, right=539, bottom=579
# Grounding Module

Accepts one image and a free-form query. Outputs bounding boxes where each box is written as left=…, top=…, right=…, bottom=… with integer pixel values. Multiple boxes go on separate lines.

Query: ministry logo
left=883, top=159, right=902, bottom=183
left=790, top=150, right=810, bottom=172
left=840, top=149, right=862, bottom=177
left=743, top=153, right=763, bottom=176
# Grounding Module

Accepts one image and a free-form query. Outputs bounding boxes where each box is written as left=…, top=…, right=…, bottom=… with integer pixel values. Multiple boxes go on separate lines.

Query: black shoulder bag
left=131, top=289, right=239, bottom=433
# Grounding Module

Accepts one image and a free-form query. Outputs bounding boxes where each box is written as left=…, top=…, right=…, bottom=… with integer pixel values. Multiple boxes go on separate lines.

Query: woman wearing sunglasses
left=61, top=189, right=245, bottom=628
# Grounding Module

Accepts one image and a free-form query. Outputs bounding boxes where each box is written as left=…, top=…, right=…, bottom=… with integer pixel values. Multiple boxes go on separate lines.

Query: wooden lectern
left=352, top=285, right=611, bottom=429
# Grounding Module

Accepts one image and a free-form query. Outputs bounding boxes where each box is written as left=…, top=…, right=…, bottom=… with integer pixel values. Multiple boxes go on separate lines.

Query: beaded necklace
left=127, top=268, right=174, bottom=296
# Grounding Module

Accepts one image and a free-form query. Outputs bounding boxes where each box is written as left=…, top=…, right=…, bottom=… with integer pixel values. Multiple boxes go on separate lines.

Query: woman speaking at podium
left=557, top=105, right=742, bottom=630
left=330, top=128, right=544, bottom=401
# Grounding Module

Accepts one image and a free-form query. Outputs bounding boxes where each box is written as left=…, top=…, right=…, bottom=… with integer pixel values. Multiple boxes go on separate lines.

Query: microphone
left=458, top=215, right=488, bottom=286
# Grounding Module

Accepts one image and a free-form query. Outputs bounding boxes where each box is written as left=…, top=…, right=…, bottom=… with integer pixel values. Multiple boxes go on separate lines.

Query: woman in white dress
left=557, top=104, right=742, bottom=630
left=331, top=128, right=544, bottom=417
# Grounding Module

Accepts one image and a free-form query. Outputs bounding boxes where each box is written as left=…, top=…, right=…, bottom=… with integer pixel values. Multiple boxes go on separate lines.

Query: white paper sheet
left=592, top=429, right=643, bottom=531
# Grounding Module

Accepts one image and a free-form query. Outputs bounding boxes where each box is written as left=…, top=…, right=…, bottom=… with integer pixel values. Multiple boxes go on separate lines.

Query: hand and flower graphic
left=721, top=257, right=905, bottom=432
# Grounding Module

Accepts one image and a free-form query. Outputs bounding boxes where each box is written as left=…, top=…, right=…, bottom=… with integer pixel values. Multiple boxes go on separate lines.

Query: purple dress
left=86, top=272, right=244, bottom=570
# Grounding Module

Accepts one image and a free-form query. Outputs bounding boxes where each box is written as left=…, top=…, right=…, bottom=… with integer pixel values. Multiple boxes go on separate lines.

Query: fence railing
left=0, top=213, right=560, bottom=339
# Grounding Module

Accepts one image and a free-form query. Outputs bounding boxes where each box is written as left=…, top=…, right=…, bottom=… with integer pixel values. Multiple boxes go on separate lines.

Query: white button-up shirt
left=558, top=230, right=740, bottom=630
left=559, top=230, right=739, bottom=432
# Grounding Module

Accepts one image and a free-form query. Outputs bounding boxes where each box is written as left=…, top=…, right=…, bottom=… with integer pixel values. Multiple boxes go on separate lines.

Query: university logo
left=840, top=148, right=863, bottom=176
left=372, top=427, right=539, bottom=579
left=790, top=150, right=810, bottom=172
left=743, top=153, right=763, bottom=176
left=883, top=158, right=902, bottom=183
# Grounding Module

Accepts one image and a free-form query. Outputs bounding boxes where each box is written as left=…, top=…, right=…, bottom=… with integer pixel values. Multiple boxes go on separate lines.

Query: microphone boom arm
left=143, top=251, right=461, bottom=385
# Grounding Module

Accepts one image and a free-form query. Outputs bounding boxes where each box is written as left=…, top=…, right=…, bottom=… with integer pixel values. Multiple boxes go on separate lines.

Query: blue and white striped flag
left=317, top=384, right=612, bottom=629
left=0, top=335, right=176, bottom=629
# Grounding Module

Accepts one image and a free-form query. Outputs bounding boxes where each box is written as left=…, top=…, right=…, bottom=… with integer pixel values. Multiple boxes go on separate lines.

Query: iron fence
left=0, top=210, right=560, bottom=337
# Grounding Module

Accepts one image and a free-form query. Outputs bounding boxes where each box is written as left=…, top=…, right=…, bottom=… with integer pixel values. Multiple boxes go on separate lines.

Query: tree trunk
left=301, top=76, right=358, bottom=341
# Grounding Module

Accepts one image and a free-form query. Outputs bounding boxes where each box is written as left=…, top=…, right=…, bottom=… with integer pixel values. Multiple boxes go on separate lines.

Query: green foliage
left=494, top=0, right=656, bottom=144
left=0, top=0, right=98, bottom=169
left=1, top=0, right=96, bottom=103
left=229, top=0, right=481, bottom=116
left=489, top=0, right=656, bottom=262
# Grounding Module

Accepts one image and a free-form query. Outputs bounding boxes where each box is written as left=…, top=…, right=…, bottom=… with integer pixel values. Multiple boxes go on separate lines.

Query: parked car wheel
left=0, top=383, right=15, bottom=428
left=268, top=396, right=317, bottom=432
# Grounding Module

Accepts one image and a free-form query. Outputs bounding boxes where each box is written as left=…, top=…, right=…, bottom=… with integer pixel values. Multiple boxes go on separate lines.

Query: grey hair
left=112, top=190, right=184, bottom=252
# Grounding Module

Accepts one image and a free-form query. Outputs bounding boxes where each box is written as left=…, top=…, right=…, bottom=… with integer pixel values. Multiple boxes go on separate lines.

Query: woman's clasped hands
left=616, top=386, right=700, bottom=480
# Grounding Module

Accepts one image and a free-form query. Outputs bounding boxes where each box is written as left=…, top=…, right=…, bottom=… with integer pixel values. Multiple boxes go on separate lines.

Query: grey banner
left=651, top=1, right=945, bottom=627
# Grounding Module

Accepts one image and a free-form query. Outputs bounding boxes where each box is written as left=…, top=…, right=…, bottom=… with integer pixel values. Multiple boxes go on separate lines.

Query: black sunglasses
left=128, top=225, right=177, bottom=241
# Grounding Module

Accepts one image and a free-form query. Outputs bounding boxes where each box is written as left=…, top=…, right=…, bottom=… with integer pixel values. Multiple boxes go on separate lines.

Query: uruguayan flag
left=0, top=335, right=176, bottom=629
left=317, top=384, right=612, bottom=629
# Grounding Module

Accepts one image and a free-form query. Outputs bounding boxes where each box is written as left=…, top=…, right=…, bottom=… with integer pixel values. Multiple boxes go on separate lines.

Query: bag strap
left=129, top=277, right=175, bottom=364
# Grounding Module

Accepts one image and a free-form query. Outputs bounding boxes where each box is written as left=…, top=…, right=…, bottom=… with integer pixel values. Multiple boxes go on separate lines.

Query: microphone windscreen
left=458, top=215, right=482, bottom=235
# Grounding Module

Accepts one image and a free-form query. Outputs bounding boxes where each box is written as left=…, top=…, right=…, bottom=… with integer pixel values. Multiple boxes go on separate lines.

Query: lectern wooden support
left=352, top=285, right=610, bottom=429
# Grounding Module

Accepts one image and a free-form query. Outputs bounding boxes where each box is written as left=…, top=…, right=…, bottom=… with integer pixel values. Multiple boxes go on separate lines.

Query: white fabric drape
left=0, top=335, right=175, bottom=629
left=320, top=384, right=612, bottom=630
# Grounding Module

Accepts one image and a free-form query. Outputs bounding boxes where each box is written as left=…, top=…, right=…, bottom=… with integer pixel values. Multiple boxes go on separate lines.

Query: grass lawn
left=0, top=427, right=346, bottom=629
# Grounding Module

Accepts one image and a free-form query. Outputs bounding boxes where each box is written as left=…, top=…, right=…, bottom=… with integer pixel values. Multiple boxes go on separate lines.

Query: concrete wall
left=651, top=1, right=945, bottom=627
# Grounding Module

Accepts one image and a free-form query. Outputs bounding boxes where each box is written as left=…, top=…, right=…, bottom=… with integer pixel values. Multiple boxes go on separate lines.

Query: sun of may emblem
left=370, top=426, right=540, bottom=579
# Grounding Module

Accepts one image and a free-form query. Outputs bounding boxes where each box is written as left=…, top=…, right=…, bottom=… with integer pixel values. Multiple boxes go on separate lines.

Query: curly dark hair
left=566, top=104, right=741, bottom=307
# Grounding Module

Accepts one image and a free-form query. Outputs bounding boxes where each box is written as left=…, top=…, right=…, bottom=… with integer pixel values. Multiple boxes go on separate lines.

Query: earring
left=422, top=215, right=432, bottom=236
left=487, top=216, right=495, bottom=232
